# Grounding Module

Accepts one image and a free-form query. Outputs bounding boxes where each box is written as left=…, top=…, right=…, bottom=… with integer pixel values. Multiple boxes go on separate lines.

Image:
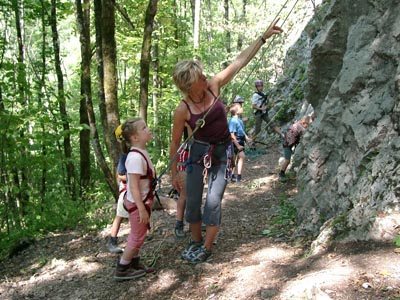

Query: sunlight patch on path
left=216, top=246, right=295, bottom=299
left=251, top=246, right=295, bottom=261
left=218, top=263, right=270, bottom=300
left=280, top=263, right=354, bottom=299
left=11, top=257, right=102, bottom=288
left=145, top=269, right=179, bottom=294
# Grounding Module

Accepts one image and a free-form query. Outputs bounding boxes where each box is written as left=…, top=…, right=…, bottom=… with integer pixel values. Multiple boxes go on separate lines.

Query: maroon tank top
left=183, top=89, right=230, bottom=144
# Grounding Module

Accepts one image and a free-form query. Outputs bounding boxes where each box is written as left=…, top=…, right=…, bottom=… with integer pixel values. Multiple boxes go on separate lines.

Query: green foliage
left=394, top=235, right=400, bottom=247
left=0, top=183, right=113, bottom=260
left=331, top=212, right=351, bottom=239
left=262, top=194, right=297, bottom=237
left=292, top=85, right=304, bottom=101
left=273, top=100, right=293, bottom=122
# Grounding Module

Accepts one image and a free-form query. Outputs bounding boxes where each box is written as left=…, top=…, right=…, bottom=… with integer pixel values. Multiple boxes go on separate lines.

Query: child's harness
left=123, top=149, right=157, bottom=228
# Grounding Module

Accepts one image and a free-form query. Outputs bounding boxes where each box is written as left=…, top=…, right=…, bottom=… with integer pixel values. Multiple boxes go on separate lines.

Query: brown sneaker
left=114, top=262, right=146, bottom=281
left=131, top=257, right=156, bottom=274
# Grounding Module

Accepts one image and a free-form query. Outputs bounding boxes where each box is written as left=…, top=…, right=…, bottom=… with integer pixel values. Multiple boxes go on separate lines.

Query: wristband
left=260, top=36, right=266, bottom=44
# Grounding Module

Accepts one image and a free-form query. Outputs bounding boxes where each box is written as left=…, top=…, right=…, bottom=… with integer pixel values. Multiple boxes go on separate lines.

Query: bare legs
left=176, top=172, right=187, bottom=222
left=110, top=216, right=123, bottom=237
left=190, top=221, right=219, bottom=251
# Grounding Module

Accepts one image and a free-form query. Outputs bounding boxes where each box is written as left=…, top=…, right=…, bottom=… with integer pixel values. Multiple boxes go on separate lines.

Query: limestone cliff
left=285, top=0, right=400, bottom=242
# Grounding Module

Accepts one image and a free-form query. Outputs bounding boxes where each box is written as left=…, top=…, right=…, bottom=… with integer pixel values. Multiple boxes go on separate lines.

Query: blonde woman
left=170, top=20, right=283, bottom=263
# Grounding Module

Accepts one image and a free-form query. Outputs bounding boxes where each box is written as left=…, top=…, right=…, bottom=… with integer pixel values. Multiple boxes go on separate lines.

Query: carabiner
left=203, top=153, right=212, bottom=169
left=196, top=118, right=206, bottom=128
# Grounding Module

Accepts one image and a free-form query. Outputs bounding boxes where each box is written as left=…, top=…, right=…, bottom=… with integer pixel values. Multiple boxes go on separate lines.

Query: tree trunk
left=12, top=0, right=29, bottom=212
left=93, top=0, right=108, bottom=147
left=78, top=0, right=117, bottom=199
left=222, top=0, right=231, bottom=69
left=237, top=0, right=247, bottom=50
left=101, top=0, right=120, bottom=174
left=173, top=0, right=181, bottom=49
left=114, top=2, right=135, bottom=31
left=206, top=0, right=212, bottom=44
left=50, top=0, right=76, bottom=199
left=39, top=0, right=47, bottom=203
left=151, top=32, right=162, bottom=153
left=75, top=0, right=91, bottom=195
left=193, top=0, right=200, bottom=53
left=224, top=0, right=230, bottom=54
left=139, top=0, right=158, bottom=122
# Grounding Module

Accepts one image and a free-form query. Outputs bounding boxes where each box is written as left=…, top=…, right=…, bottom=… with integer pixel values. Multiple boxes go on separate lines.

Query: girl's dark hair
left=120, top=140, right=129, bottom=154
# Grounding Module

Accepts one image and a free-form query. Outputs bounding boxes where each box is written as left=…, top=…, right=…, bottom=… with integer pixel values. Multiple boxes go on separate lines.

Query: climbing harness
left=225, top=143, right=234, bottom=180
left=155, top=93, right=219, bottom=184
left=123, top=148, right=159, bottom=220
left=201, top=147, right=212, bottom=184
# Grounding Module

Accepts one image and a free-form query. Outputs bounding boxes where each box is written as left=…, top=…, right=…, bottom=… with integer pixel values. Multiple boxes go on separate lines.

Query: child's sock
left=119, top=258, right=131, bottom=265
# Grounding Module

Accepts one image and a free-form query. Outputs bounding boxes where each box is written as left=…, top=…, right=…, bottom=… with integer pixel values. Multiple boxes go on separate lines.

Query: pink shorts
left=124, top=198, right=153, bottom=250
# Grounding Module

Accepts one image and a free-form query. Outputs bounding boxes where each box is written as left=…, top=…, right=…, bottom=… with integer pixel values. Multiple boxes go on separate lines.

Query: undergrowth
left=0, top=184, right=112, bottom=261
left=262, top=193, right=297, bottom=238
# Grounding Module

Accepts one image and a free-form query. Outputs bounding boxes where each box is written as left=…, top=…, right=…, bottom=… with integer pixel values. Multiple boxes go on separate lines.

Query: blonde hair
left=173, top=60, right=204, bottom=95
left=300, top=116, right=311, bottom=127
left=121, top=117, right=143, bottom=145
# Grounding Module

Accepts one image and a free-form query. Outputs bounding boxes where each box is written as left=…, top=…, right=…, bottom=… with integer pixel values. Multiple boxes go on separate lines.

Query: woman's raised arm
left=211, top=19, right=283, bottom=91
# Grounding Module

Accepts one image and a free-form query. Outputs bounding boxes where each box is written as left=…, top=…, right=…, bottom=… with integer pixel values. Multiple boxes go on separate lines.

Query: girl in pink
left=114, top=117, right=156, bottom=281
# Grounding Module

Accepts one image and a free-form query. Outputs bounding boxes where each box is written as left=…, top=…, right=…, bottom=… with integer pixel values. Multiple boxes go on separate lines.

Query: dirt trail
left=1, top=144, right=399, bottom=300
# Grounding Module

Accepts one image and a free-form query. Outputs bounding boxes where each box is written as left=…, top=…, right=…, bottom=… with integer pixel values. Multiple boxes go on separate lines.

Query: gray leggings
left=185, top=141, right=229, bottom=226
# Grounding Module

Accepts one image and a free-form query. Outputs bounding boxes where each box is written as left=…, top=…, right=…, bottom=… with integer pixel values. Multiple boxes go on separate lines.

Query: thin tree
left=151, top=27, right=161, bottom=153
left=75, top=0, right=91, bottom=195
left=193, top=0, right=200, bottom=54
left=224, top=0, right=231, bottom=54
left=12, top=0, right=29, bottom=215
left=101, top=0, right=120, bottom=175
left=39, top=0, right=48, bottom=203
left=50, top=0, right=76, bottom=198
left=139, top=0, right=158, bottom=122
left=0, top=9, right=18, bottom=231
left=78, top=0, right=117, bottom=198
left=237, top=0, right=247, bottom=50
left=93, top=0, right=107, bottom=146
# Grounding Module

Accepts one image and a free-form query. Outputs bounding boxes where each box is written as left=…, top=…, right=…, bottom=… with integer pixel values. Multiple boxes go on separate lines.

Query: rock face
left=292, top=0, right=400, bottom=240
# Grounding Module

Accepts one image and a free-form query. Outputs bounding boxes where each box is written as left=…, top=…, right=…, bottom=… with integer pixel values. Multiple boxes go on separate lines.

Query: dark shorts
left=234, top=136, right=245, bottom=154
left=283, top=146, right=293, bottom=160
